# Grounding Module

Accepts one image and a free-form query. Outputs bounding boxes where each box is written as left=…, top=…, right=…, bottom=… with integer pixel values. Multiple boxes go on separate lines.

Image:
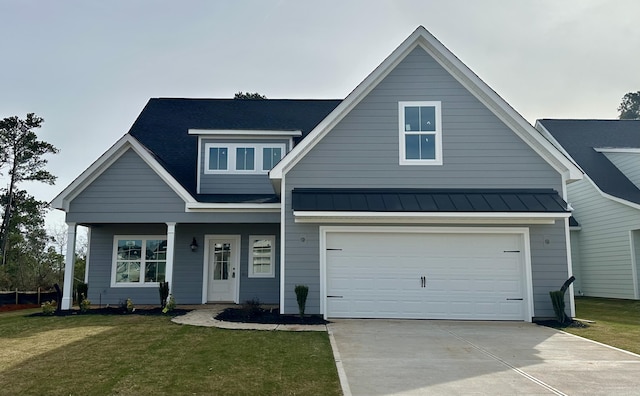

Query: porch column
left=84, top=227, right=91, bottom=284
left=61, top=222, right=77, bottom=310
left=165, top=222, right=176, bottom=297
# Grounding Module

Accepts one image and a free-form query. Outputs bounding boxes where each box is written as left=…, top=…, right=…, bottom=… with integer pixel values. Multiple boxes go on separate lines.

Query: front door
left=207, top=238, right=238, bottom=302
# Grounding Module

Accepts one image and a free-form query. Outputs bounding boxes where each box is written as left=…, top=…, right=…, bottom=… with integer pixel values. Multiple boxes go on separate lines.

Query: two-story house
left=52, top=26, right=582, bottom=321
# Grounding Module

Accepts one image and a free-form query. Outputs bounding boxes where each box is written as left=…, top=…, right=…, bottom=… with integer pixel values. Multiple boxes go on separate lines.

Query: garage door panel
left=326, top=231, right=526, bottom=320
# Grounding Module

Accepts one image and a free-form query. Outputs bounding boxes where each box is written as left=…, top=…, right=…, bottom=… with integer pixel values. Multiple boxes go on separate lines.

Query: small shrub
left=126, top=298, right=135, bottom=313
left=162, top=294, right=176, bottom=314
left=79, top=294, right=91, bottom=313
left=241, top=298, right=263, bottom=319
left=76, top=282, right=88, bottom=306
left=159, top=281, right=170, bottom=309
left=41, top=301, right=56, bottom=316
left=120, top=298, right=135, bottom=313
left=295, top=285, right=309, bottom=320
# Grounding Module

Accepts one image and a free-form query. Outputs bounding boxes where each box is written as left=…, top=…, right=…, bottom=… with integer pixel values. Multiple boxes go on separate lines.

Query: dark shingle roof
left=292, top=189, right=569, bottom=213
left=539, top=119, right=640, bottom=205
left=128, top=98, right=342, bottom=197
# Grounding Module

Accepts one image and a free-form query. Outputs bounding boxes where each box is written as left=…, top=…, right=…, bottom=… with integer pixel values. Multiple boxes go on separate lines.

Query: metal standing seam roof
left=539, top=119, right=640, bottom=206
left=127, top=98, right=342, bottom=198
left=292, top=189, right=570, bottom=213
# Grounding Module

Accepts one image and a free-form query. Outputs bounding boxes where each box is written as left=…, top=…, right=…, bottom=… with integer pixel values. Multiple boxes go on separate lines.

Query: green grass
left=0, top=309, right=341, bottom=395
left=565, top=297, right=640, bottom=355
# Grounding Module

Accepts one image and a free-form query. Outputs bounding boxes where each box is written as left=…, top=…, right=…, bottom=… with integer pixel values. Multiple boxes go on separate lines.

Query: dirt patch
left=216, top=307, right=329, bottom=325
left=0, top=304, right=40, bottom=312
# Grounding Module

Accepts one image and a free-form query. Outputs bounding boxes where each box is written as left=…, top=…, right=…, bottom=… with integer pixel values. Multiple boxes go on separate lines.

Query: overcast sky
left=1, top=0, right=639, bottom=227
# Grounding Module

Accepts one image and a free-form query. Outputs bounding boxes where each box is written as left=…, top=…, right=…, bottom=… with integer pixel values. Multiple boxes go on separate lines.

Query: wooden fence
left=0, top=289, right=58, bottom=306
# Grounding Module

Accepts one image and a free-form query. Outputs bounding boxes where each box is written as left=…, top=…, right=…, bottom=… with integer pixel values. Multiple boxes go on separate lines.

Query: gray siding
left=603, top=152, right=640, bottom=189
left=286, top=48, right=561, bottom=192
left=568, top=178, right=640, bottom=299
left=282, top=46, right=568, bottom=318
left=198, top=138, right=289, bottom=194
left=67, top=149, right=279, bottom=224
left=87, top=223, right=280, bottom=305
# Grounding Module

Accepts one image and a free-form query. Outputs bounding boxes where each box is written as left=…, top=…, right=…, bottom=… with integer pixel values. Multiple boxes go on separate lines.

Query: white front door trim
left=201, top=234, right=241, bottom=304
left=319, top=226, right=533, bottom=321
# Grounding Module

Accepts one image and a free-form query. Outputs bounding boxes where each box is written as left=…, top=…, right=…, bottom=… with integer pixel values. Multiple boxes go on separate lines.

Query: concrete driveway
left=328, top=320, right=640, bottom=395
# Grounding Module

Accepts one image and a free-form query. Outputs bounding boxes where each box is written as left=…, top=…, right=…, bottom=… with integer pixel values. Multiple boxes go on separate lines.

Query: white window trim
left=248, top=235, right=276, bottom=278
left=111, top=235, right=168, bottom=288
left=204, top=143, right=286, bottom=174
left=399, top=101, right=443, bottom=166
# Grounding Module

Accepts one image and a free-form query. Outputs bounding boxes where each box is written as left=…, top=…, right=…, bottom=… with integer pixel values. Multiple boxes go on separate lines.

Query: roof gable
left=51, top=135, right=194, bottom=211
left=270, top=26, right=582, bottom=182
left=537, top=119, right=640, bottom=206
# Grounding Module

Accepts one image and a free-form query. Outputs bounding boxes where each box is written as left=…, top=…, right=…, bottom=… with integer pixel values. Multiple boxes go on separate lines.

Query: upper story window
left=208, top=147, right=228, bottom=170
left=235, top=147, right=255, bottom=170
left=399, top=101, right=442, bottom=165
left=262, top=147, right=282, bottom=170
left=205, top=143, right=285, bottom=174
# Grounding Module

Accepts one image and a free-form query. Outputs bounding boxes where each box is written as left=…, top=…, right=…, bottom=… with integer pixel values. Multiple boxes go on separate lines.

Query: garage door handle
left=506, top=298, right=523, bottom=301
left=327, top=295, right=343, bottom=298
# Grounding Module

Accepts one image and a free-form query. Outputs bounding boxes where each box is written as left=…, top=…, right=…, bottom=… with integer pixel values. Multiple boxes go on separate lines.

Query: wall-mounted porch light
left=190, top=237, right=199, bottom=252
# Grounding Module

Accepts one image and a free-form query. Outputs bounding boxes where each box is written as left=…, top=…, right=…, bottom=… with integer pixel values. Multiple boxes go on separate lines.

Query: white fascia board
left=51, top=134, right=195, bottom=211
left=293, top=211, right=568, bottom=224
left=584, top=174, right=640, bottom=211
left=189, top=129, right=302, bottom=137
left=594, top=147, right=640, bottom=153
left=271, top=26, right=582, bottom=182
left=185, top=202, right=280, bottom=212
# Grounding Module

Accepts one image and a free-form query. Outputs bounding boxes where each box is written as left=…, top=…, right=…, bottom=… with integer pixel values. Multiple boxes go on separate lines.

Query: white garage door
left=325, top=231, right=527, bottom=320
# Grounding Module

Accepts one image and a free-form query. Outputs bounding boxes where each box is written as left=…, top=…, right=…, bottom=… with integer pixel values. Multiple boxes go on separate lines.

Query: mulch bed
left=216, top=307, right=329, bottom=325
left=28, top=307, right=191, bottom=317
left=0, top=304, right=40, bottom=312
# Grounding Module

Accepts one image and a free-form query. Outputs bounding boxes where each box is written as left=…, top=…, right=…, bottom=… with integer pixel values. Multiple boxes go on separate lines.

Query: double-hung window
left=399, top=101, right=442, bottom=165
left=205, top=143, right=285, bottom=174
left=248, top=235, right=275, bottom=278
left=112, top=236, right=167, bottom=287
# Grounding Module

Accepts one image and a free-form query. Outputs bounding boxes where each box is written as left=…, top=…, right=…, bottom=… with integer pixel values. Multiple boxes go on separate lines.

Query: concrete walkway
left=329, top=319, right=640, bottom=396
left=171, top=306, right=326, bottom=331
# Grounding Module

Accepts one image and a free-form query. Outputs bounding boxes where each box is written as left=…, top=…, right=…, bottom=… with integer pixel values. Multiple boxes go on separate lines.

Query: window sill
left=110, top=283, right=162, bottom=288
left=399, top=159, right=443, bottom=166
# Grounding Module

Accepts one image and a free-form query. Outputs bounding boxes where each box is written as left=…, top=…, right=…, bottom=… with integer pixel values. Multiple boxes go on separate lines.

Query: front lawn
left=0, top=309, right=341, bottom=395
left=566, top=297, right=640, bottom=355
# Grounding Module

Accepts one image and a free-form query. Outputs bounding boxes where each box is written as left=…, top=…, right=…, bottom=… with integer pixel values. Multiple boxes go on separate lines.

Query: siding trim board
left=189, top=129, right=303, bottom=137
left=186, top=203, right=280, bottom=212
left=630, top=230, right=640, bottom=299
left=294, top=211, right=566, bottom=224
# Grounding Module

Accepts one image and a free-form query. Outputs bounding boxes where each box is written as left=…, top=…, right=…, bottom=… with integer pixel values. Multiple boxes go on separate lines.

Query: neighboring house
left=52, top=26, right=582, bottom=321
left=536, top=119, right=640, bottom=300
